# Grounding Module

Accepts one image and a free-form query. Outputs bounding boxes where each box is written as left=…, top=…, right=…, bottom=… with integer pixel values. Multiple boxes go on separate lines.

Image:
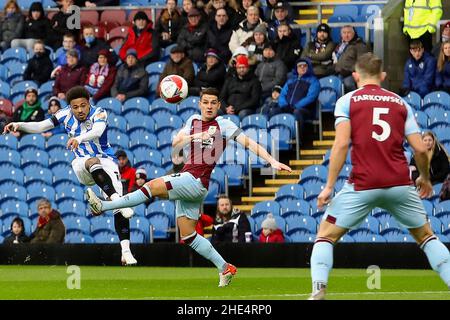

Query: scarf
left=88, top=63, right=110, bottom=88
left=20, top=101, right=41, bottom=121
left=37, top=211, right=57, bottom=228
left=335, top=42, right=348, bottom=60
left=314, top=40, right=327, bottom=53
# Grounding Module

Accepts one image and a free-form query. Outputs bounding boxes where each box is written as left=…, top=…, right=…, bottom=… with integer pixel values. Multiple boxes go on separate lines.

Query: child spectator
left=41, top=97, right=65, bottom=138
left=257, top=84, right=282, bottom=117
left=23, top=40, right=53, bottom=86
left=3, top=217, right=30, bottom=244
left=0, top=0, right=24, bottom=51
left=55, top=33, right=81, bottom=67
left=85, top=49, right=117, bottom=103
left=259, top=213, right=285, bottom=243
left=435, top=41, right=450, bottom=94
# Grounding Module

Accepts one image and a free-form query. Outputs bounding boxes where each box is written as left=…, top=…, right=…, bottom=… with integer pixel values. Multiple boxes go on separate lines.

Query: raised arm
left=235, top=133, right=292, bottom=172
left=3, top=118, right=55, bottom=134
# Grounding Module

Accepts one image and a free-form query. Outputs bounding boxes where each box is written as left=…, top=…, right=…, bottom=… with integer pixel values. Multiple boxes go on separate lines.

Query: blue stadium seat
left=147, top=200, right=175, bottom=224
left=275, top=184, right=304, bottom=202
left=268, top=113, right=296, bottom=139
left=64, top=216, right=91, bottom=234
left=220, top=142, right=247, bottom=166
left=0, top=64, right=8, bottom=81
left=1, top=215, right=32, bottom=234
left=309, top=201, right=325, bottom=219
left=413, top=110, right=429, bottom=129
left=318, top=87, right=338, bottom=112
left=378, top=213, right=403, bottom=234
left=147, top=212, right=171, bottom=239
left=1, top=200, right=29, bottom=217
left=18, top=134, right=46, bottom=151
left=178, top=96, right=200, bottom=109
left=23, top=165, right=52, bottom=185
left=432, top=125, right=450, bottom=142
left=338, top=164, right=352, bottom=179
left=0, top=134, right=18, bottom=149
left=154, top=114, right=183, bottom=132
left=125, top=112, right=155, bottom=133
left=423, top=91, right=450, bottom=107
left=178, top=107, right=200, bottom=122
left=204, top=181, right=220, bottom=205
left=279, top=199, right=310, bottom=216
left=10, top=80, right=38, bottom=100
left=2, top=47, right=28, bottom=63
left=222, top=164, right=244, bottom=186
left=241, top=114, right=268, bottom=130
left=302, top=181, right=326, bottom=201
left=270, top=125, right=292, bottom=150
left=48, top=147, right=74, bottom=167
left=431, top=183, right=444, bottom=202
left=55, top=183, right=85, bottom=203
left=422, top=200, right=434, bottom=216
left=108, top=128, right=130, bottom=149
left=133, top=147, right=162, bottom=167
left=93, top=230, right=119, bottom=243
left=286, top=229, right=315, bottom=243
left=145, top=61, right=166, bottom=75
left=435, top=201, right=450, bottom=217
left=27, top=182, right=56, bottom=203
left=334, top=177, right=348, bottom=192
left=211, top=167, right=226, bottom=192
left=441, top=214, right=450, bottom=235
left=252, top=200, right=280, bottom=216
left=123, top=97, right=150, bottom=114
left=149, top=98, right=175, bottom=115
left=402, top=91, right=422, bottom=109
left=130, top=217, right=150, bottom=241
left=97, top=97, right=122, bottom=115
left=129, top=130, right=158, bottom=149
left=46, top=133, right=68, bottom=150
left=247, top=215, right=257, bottom=235
left=284, top=212, right=310, bottom=232
left=0, top=183, right=27, bottom=202
left=52, top=164, right=79, bottom=185
left=300, top=165, right=328, bottom=183
left=5, top=61, right=26, bottom=83
left=349, top=230, right=386, bottom=242
left=0, top=148, right=20, bottom=167
left=130, top=229, right=146, bottom=243
left=109, top=114, right=127, bottom=132
left=221, top=114, right=240, bottom=127
left=133, top=203, right=147, bottom=217
left=142, top=165, right=166, bottom=180
left=39, top=80, right=55, bottom=99
left=245, top=129, right=271, bottom=167
left=383, top=231, right=415, bottom=243
left=0, top=164, right=24, bottom=184
left=58, top=200, right=87, bottom=216
left=65, top=232, right=94, bottom=244
left=157, top=128, right=176, bottom=148
left=0, top=80, right=10, bottom=98
left=359, top=216, right=380, bottom=234
left=148, top=74, right=160, bottom=92
left=333, top=5, right=359, bottom=20
left=90, top=216, right=115, bottom=233
left=428, top=108, right=450, bottom=128
left=428, top=216, right=442, bottom=234
left=21, top=148, right=49, bottom=169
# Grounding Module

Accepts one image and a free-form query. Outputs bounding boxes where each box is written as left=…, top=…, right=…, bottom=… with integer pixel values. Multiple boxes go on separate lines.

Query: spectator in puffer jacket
left=255, top=42, right=287, bottom=99
left=177, top=8, right=208, bottom=64
left=259, top=213, right=285, bottom=243
left=53, top=49, right=88, bottom=100
left=229, top=6, right=262, bottom=54
left=190, top=48, right=226, bottom=96
left=30, top=198, right=65, bottom=244
left=220, top=55, right=262, bottom=119
left=119, top=11, right=160, bottom=67
left=401, top=39, right=437, bottom=98
left=23, top=40, right=53, bottom=86
left=10, top=2, right=51, bottom=52
left=435, top=41, right=450, bottom=94
left=111, top=49, right=149, bottom=102
left=85, top=49, right=117, bottom=103
left=278, top=58, right=320, bottom=129
left=0, top=0, right=24, bottom=51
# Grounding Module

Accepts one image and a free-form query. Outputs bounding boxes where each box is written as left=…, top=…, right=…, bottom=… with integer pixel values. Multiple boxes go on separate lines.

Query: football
left=159, top=74, right=188, bottom=104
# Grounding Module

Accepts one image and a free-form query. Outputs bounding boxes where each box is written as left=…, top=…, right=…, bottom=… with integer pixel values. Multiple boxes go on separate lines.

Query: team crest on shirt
left=85, top=120, right=93, bottom=130
left=208, top=126, right=217, bottom=135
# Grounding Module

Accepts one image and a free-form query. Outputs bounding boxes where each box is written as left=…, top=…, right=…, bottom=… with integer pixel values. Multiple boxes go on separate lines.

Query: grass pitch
left=0, top=266, right=448, bottom=300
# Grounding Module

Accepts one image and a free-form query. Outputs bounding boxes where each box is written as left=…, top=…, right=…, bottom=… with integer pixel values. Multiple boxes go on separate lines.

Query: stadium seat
left=300, top=165, right=328, bottom=183
left=154, top=114, right=183, bottom=132
left=383, top=231, right=415, bottom=243
left=359, top=216, right=380, bottom=234
left=64, top=216, right=91, bottom=234
left=286, top=229, right=315, bottom=243
left=123, top=97, right=150, bottom=114
left=422, top=200, right=434, bottom=216
left=269, top=113, right=297, bottom=138
left=93, top=230, right=119, bottom=243
left=125, top=112, right=155, bottom=133
left=2, top=47, right=28, bottom=63
left=339, top=234, right=355, bottom=243
left=252, top=201, right=280, bottom=216
left=18, top=134, right=46, bottom=151
left=221, top=114, right=240, bottom=127
left=148, top=74, right=160, bottom=92
left=23, top=165, right=52, bottom=185
left=55, top=183, right=85, bottom=203
left=142, top=165, right=166, bottom=180
left=279, top=199, right=310, bottom=216
left=302, top=181, right=326, bottom=201
left=130, top=229, right=146, bottom=243
left=432, top=125, right=450, bottom=142
left=109, top=129, right=130, bottom=149
left=130, top=217, right=150, bottom=241
left=0, top=80, right=10, bottom=98
left=309, top=201, right=325, bottom=219
left=428, top=216, right=442, bottom=234
left=332, top=4, right=359, bottom=20
left=435, top=201, right=450, bottom=217
left=97, top=97, right=122, bottom=115
left=204, top=181, right=221, bottom=205
left=402, top=91, right=422, bottom=109
left=90, top=216, right=115, bottom=233
left=441, top=214, right=450, bottom=234
left=147, top=212, right=171, bottom=239
left=1, top=200, right=29, bottom=217
left=6, top=62, right=26, bottom=84
left=338, top=164, right=352, bottom=179
left=0, top=164, right=24, bottom=184
left=46, top=133, right=68, bottom=150
left=133, top=147, right=162, bottom=167
left=179, top=96, right=200, bottom=109
left=58, top=200, right=87, bottom=217
left=275, top=184, right=304, bottom=202
left=48, top=147, right=74, bottom=168
left=129, top=130, right=158, bottom=149
left=109, top=114, right=127, bottom=132
left=284, top=212, right=310, bottom=232
left=149, top=99, right=175, bottom=115
left=413, top=110, right=429, bottom=129
left=100, top=9, right=127, bottom=26
left=178, top=107, right=200, bottom=122
left=222, top=164, right=244, bottom=187
left=27, top=182, right=56, bottom=203
left=147, top=200, right=175, bottom=225
left=0, top=64, right=8, bottom=82
left=245, top=129, right=271, bottom=167
left=146, top=61, right=166, bottom=75
left=211, top=167, right=226, bottom=193
left=428, top=108, right=450, bottom=128
left=157, top=129, right=176, bottom=149
left=10, top=81, right=39, bottom=100
left=0, top=183, right=27, bottom=202
left=80, top=10, right=99, bottom=25
left=0, top=134, right=18, bottom=150
left=132, top=203, right=147, bottom=217
left=241, top=114, right=268, bottom=130
left=423, top=91, right=450, bottom=107
left=65, top=232, right=94, bottom=244
left=378, top=214, right=404, bottom=234
left=52, top=164, right=79, bottom=185
left=350, top=230, right=386, bottom=242
left=0, top=148, right=20, bottom=167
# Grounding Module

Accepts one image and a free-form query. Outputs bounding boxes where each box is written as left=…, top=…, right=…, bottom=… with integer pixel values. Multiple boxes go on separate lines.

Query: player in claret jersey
left=86, top=87, right=292, bottom=287
left=308, top=53, right=450, bottom=300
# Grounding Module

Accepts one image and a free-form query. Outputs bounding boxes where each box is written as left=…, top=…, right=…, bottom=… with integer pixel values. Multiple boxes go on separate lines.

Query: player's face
left=199, top=94, right=220, bottom=120
left=217, top=198, right=232, bottom=215
left=70, top=97, right=91, bottom=121
left=423, top=135, right=434, bottom=150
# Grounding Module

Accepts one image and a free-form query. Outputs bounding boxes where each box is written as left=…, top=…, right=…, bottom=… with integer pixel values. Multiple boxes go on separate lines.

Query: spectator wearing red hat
left=80, top=24, right=118, bottom=68
left=433, top=21, right=450, bottom=58
left=11, top=88, right=45, bottom=138
left=85, top=49, right=118, bottom=103
left=119, top=10, right=160, bottom=67
left=219, top=54, right=262, bottom=119
left=177, top=7, right=209, bottom=63
left=190, top=48, right=226, bottom=96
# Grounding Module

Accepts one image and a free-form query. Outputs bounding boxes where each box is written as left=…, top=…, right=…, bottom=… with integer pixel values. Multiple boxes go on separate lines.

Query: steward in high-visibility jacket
left=403, top=0, right=443, bottom=39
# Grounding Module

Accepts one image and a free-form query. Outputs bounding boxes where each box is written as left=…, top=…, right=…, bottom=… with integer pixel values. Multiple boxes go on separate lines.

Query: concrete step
left=265, top=179, right=299, bottom=186
left=295, top=18, right=328, bottom=25
left=313, top=140, right=334, bottom=148
left=277, top=170, right=302, bottom=176
left=301, top=149, right=328, bottom=156
left=252, top=187, right=279, bottom=194
left=323, top=131, right=336, bottom=137
left=289, top=159, right=323, bottom=166
left=242, top=196, right=275, bottom=203
left=234, top=205, right=253, bottom=212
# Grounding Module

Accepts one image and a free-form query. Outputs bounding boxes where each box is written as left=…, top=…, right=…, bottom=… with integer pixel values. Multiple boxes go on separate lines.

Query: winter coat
left=206, top=5, right=240, bottom=30
left=334, top=36, right=370, bottom=77
left=85, top=64, right=117, bottom=102
left=301, top=39, right=337, bottom=78
left=119, top=162, right=136, bottom=194
left=206, top=21, right=233, bottom=63
left=12, top=104, right=45, bottom=123
left=191, top=62, right=227, bottom=96
left=3, top=233, right=30, bottom=244
left=23, top=49, right=53, bottom=86
left=48, top=11, right=80, bottom=49
left=220, top=70, right=262, bottom=113
left=0, top=12, right=25, bottom=48
left=111, top=63, right=149, bottom=99
left=119, top=24, right=160, bottom=66
left=30, top=210, right=65, bottom=244
left=278, top=58, right=320, bottom=111
left=229, top=19, right=262, bottom=54
left=155, top=8, right=183, bottom=48
left=274, top=32, right=302, bottom=70
left=56, top=47, right=82, bottom=67
left=255, top=58, right=287, bottom=96
left=80, top=39, right=118, bottom=68
left=259, top=228, right=285, bottom=243
left=402, top=51, right=437, bottom=98
left=411, top=145, right=450, bottom=185
left=158, top=56, right=195, bottom=90
left=23, top=16, right=52, bottom=42
left=53, top=63, right=88, bottom=95
left=177, top=22, right=209, bottom=63
left=267, top=18, right=296, bottom=41
left=435, top=60, right=450, bottom=90
left=211, top=212, right=252, bottom=243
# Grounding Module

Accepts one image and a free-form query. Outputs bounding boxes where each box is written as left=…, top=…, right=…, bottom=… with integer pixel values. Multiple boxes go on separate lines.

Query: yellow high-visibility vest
left=403, top=0, right=443, bottom=38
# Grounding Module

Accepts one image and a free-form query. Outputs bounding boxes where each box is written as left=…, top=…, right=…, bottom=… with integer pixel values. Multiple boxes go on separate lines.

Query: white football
left=159, top=74, right=188, bottom=104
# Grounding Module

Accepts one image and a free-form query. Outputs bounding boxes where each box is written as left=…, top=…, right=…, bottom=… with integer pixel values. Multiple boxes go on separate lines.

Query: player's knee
left=85, top=157, right=100, bottom=170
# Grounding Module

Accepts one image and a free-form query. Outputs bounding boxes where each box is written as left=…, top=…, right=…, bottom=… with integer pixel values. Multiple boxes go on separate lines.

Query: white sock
left=110, top=193, right=120, bottom=200
left=120, top=240, right=130, bottom=253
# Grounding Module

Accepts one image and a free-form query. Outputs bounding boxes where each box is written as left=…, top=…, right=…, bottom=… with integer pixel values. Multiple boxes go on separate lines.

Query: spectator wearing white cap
left=259, top=213, right=285, bottom=243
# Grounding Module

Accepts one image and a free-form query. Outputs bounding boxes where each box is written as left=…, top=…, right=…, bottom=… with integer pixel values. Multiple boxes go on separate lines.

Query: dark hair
left=200, top=87, right=220, bottom=98
left=63, top=33, right=76, bottom=41
left=66, top=86, right=90, bottom=105
left=10, top=217, right=24, bottom=232
left=410, top=39, right=423, bottom=50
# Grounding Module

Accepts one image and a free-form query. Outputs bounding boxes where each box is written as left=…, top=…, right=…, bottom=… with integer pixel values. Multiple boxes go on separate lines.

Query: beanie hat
left=134, top=11, right=150, bottom=22
left=272, top=85, right=282, bottom=93
left=254, top=23, right=267, bottom=35
left=232, top=46, right=249, bottom=58
left=317, top=23, right=331, bottom=35
left=136, top=168, right=147, bottom=180
left=261, top=213, right=278, bottom=230
left=235, top=55, right=249, bottom=68
left=126, top=48, right=138, bottom=58
left=24, top=87, right=38, bottom=97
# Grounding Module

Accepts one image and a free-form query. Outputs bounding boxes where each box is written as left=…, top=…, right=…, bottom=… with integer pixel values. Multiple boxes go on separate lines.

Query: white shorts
left=71, top=157, right=123, bottom=198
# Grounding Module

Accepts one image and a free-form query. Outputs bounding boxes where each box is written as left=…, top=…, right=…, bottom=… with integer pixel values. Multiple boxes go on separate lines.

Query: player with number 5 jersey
left=308, top=53, right=450, bottom=300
